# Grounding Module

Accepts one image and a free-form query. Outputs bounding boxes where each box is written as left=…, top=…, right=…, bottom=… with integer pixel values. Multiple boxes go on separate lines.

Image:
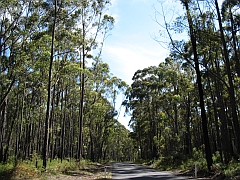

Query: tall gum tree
left=125, top=59, right=196, bottom=160
left=0, top=0, right=38, bottom=162
left=0, top=0, right=133, bottom=165
left=221, top=0, right=240, bottom=77
left=214, top=0, right=240, bottom=156
left=180, top=0, right=213, bottom=171
left=42, top=0, right=57, bottom=169
left=74, top=0, right=114, bottom=162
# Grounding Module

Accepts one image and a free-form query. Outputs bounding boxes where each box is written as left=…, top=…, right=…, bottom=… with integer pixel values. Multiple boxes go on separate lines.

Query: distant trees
left=0, top=0, right=134, bottom=168
left=125, top=60, right=196, bottom=160
left=125, top=0, right=240, bottom=170
left=2, top=0, right=240, bottom=172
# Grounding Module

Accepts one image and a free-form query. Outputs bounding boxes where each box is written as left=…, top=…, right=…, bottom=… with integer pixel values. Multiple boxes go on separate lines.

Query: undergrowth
left=151, top=149, right=240, bottom=179
left=0, top=157, right=89, bottom=180
left=0, top=162, right=14, bottom=180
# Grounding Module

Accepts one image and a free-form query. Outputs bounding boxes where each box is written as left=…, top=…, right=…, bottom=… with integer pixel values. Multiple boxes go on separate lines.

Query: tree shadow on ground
left=112, top=163, right=192, bottom=180
left=62, top=163, right=112, bottom=179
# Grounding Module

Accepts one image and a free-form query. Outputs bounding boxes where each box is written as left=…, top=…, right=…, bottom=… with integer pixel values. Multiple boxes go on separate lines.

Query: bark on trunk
left=183, top=1, right=213, bottom=170
left=215, top=0, right=240, bottom=155
left=42, top=0, right=57, bottom=169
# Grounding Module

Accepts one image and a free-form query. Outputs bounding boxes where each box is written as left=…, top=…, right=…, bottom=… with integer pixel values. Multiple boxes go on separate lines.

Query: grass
left=0, top=157, right=111, bottom=180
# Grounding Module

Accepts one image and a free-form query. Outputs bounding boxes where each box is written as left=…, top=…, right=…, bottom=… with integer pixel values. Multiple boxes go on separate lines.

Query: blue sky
left=101, top=0, right=224, bottom=129
left=102, top=0, right=176, bottom=84
left=101, top=0, right=183, bottom=129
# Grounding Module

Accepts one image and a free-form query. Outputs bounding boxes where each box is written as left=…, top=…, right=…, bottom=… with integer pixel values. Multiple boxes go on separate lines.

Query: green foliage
left=0, top=158, right=107, bottom=179
left=0, top=159, right=41, bottom=180
left=125, top=60, right=195, bottom=160
left=0, top=0, right=134, bottom=170
left=126, top=0, right=240, bottom=177
left=153, top=149, right=219, bottom=173
left=154, top=152, right=188, bottom=171
left=153, top=150, right=240, bottom=178
left=46, top=159, right=80, bottom=174
left=178, top=148, right=208, bottom=172
left=13, top=162, right=41, bottom=179
left=223, top=160, right=240, bottom=179
left=2, top=0, right=240, bottom=179
left=0, top=163, right=14, bottom=180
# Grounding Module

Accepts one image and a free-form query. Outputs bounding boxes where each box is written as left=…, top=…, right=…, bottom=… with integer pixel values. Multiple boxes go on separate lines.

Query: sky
left=102, top=0, right=178, bottom=84
left=101, top=0, right=184, bottom=129
left=101, top=0, right=224, bottom=129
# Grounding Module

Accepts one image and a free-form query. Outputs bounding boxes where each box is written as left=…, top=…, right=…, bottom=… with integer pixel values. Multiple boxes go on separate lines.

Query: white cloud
left=103, top=41, right=168, bottom=84
left=107, top=0, right=120, bottom=25
left=104, top=40, right=169, bottom=131
left=110, top=0, right=118, bottom=6
left=104, top=0, right=170, bottom=129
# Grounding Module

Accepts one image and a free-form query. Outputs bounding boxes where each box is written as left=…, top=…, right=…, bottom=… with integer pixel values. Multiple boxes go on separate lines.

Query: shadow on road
left=112, top=163, right=193, bottom=180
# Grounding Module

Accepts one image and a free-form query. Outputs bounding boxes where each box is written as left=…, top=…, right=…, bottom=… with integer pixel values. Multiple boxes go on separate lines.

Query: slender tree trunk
left=78, top=10, right=86, bottom=162
left=0, top=79, right=15, bottom=108
left=214, top=0, right=240, bottom=156
left=182, top=0, right=213, bottom=170
left=69, top=108, right=73, bottom=159
left=42, top=0, right=57, bottom=169
left=213, top=57, right=232, bottom=163
left=37, top=96, right=43, bottom=156
left=14, top=93, right=20, bottom=166
left=229, top=11, right=240, bottom=77
left=16, top=86, right=25, bottom=161
left=49, top=85, right=55, bottom=162
left=207, top=76, right=223, bottom=161
left=61, top=88, right=67, bottom=162
left=0, top=99, right=7, bottom=162
left=185, top=94, right=192, bottom=155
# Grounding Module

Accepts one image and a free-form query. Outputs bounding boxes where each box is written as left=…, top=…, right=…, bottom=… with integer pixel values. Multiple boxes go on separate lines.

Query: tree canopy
left=1, top=0, right=240, bottom=177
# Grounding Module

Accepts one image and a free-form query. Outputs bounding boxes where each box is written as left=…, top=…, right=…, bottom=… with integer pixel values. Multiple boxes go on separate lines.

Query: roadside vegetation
left=1, top=0, right=240, bottom=179
left=0, top=158, right=111, bottom=180
left=124, top=0, right=240, bottom=179
left=140, top=149, right=240, bottom=179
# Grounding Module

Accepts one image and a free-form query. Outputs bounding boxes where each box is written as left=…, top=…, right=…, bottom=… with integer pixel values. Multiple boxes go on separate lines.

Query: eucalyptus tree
left=125, top=59, right=195, bottom=160
left=69, top=0, right=114, bottom=161
left=101, top=120, right=135, bottom=162
left=128, top=66, right=160, bottom=159
left=174, top=0, right=213, bottom=170
left=41, top=0, right=58, bottom=169
left=80, top=59, right=128, bottom=161
left=213, top=1, right=240, bottom=158
left=221, top=0, right=240, bottom=76
left=38, top=0, right=115, bottom=166
left=0, top=0, right=44, bottom=163
left=153, top=0, right=240, bottom=168
left=193, top=5, right=236, bottom=163
left=0, top=0, right=116, bottom=164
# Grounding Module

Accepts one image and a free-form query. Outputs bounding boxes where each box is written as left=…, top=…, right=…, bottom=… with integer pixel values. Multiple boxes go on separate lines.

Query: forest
left=0, top=0, right=240, bottom=179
